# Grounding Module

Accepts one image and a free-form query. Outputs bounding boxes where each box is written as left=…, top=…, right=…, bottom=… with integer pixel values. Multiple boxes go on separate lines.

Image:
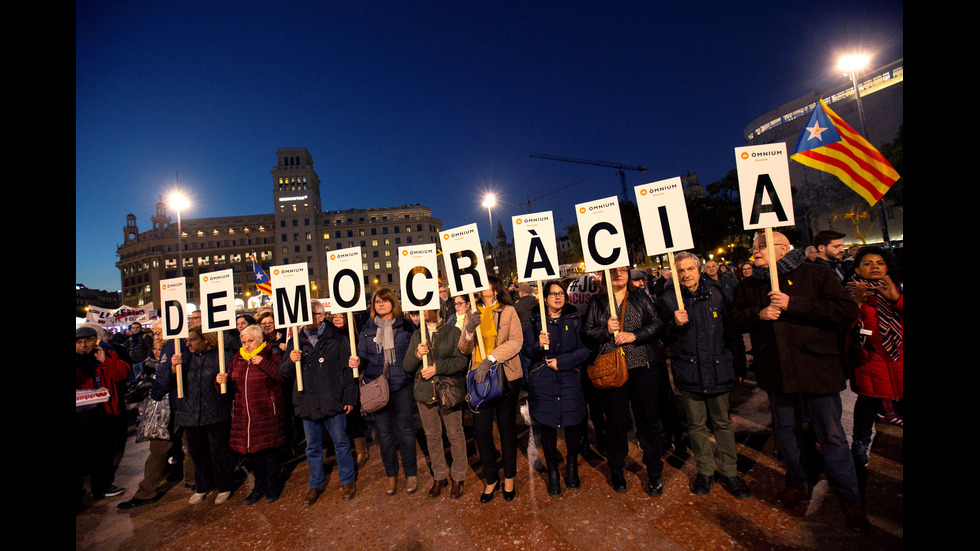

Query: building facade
left=116, top=147, right=442, bottom=309
left=744, top=59, right=903, bottom=247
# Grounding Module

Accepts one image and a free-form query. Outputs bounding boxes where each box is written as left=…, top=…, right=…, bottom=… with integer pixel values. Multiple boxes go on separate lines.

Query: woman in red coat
left=216, top=324, right=286, bottom=504
left=846, top=247, right=903, bottom=466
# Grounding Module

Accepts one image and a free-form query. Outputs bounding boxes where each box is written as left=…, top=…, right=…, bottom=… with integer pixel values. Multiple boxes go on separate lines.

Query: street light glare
left=483, top=193, right=496, bottom=208
left=838, top=54, right=870, bottom=72
left=169, top=191, right=190, bottom=210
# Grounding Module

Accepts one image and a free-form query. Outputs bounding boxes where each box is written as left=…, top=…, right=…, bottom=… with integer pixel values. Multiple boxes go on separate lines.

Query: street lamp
left=169, top=188, right=190, bottom=276
left=838, top=53, right=891, bottom=249
left=483, top=193, right=498, bottom=274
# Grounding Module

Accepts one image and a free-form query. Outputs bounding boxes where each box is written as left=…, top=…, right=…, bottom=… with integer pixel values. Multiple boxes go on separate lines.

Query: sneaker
left=93, top=485, right=126, bottom=499
left=877, top=412, right=903, bottom=426
left=718, top=476, right=750, bottom=500
left=692, top=474, right=712, bottom=495
left=189, top=492, right=208, bottom=504
left=214, top=491, right=232, bottom=505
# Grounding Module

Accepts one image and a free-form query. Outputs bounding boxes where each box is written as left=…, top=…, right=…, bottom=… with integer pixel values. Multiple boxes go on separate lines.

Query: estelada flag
left=791, top=99, right=900, bottom=206
left=251, top=254, right=272, bottom=296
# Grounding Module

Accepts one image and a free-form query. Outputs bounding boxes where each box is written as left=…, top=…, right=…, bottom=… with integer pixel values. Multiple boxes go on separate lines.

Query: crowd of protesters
left=77, top=233, right=901, bottom=535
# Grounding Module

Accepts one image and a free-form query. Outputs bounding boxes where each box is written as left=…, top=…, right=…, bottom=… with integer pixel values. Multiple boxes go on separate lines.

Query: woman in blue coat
left=523, top=281, right=590, bottom=497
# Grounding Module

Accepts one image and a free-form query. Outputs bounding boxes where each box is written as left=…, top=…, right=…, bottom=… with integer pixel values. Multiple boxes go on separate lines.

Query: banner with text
left=635, top=177, right=694, bottom=255
left=735, top=144, right=795, bottom=230
left=575, top=196, right=629, bottom=272
left=271, top=264, right=313, bottom=327
left=160, top=278, right=189, bottom=339
left=326, top=247, right=367, bottom=314
left=398, top=243, right=440, bottom=312
left=85, top=303, right=156, bottom=328
left=199, top=269, right=236, bottom=333
left=440, top=223, right=489, bottom=297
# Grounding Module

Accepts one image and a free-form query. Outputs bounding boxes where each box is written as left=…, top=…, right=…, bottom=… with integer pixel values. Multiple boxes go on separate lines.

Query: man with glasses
left=731, top=232, right=869, bottom=533
left=280, top=300, right=358, bottom=505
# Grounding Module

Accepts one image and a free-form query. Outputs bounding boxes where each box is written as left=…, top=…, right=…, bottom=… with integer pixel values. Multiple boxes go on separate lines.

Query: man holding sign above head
left=730, top=232, right=868, bottom=533
left=280, top=300, right=358, bottom=506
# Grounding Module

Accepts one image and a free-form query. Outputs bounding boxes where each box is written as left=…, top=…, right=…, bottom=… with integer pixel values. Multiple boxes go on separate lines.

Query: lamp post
left=483, top=193, right=498, bottom=275
left=838, top=54, right=891, bottom=250
left=169, top=189, right=190, bottom=276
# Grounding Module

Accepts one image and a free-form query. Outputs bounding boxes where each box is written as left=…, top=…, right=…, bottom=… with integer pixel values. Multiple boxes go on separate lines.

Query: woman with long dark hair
left=459, top=275, right=524, bottom=502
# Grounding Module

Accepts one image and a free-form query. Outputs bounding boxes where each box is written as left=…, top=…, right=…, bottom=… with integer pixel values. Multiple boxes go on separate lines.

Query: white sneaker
left=189, top=492, right=207, bottom=504
left=215, top=491, right=232, bottom=504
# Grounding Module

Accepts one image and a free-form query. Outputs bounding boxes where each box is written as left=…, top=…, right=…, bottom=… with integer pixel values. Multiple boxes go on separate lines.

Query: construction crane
left=518, top=177, right=589, bottom=213
left=530, top=153, right=648, bottom=202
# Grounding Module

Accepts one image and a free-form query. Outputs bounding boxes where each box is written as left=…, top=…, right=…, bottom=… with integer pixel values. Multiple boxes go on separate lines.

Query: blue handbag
left=466, top=361, right=503, bottom=410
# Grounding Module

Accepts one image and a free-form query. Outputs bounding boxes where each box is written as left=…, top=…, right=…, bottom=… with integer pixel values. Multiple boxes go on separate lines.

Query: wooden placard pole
left=217, top=331, right=227, bottom=394
left=537, top=280, right=548, bottom=350
left=174, top=337, right=184, bottom=399
left=604, top=269, right=619, bottom=336
left=346, top=312, right=358, bottom=379
left=668, top=252, right=683, bottom=311
left=420, top=314, right=429, bottom=372
left=764, top=227, right=780, bottom=293
left=469, top=292, right=487, bottom=359
left=293, top=328, right=304, bottom=392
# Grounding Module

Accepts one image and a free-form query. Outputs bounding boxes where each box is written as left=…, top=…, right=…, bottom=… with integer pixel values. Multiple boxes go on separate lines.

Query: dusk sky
left=76, top=1, right=903, bottom=292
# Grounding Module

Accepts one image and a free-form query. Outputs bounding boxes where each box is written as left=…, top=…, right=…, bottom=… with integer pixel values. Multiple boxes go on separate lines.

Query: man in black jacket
left=281, top=300, right=358, bottom=506
left=660, top=252, right=749, bottom=499
left=731, top=232, right=869, bottom=533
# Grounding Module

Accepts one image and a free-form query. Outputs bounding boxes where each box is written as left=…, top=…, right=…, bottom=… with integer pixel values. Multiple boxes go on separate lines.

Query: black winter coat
left=730, top=262, right=858, bottom=394
left=658, top=277, right=746, bottom=395
left=523, top=304, right=589, bottom=428
left=581, top=288, right=666, bottom=367
left=280, top=323, right=357, bottom=421
left=168, top=348, right=231, bottom=428
left=356, top=317, right=413, bottom=392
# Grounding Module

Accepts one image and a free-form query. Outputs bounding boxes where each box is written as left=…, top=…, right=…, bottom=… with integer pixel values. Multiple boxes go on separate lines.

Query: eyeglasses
left=547, top=292, right=564, bottom=297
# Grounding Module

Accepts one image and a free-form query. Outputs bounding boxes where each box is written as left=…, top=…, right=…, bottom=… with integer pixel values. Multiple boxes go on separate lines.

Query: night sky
left=76, top=1, right=903, bottom=292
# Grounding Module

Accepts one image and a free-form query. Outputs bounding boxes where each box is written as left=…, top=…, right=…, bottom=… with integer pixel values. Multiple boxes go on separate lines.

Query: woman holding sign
left=582, top=265, right=667, bottom=496
left=167, top=327, right=235, bottom=505
left=404, top=308, right=469, bottom=499
left=215, top=325, right=286, bottom=504
left=459, top=275, right=524, bottom=503
left=354, top=288, right=417, bottom=495
left=523, top=280, right=589, bottom=497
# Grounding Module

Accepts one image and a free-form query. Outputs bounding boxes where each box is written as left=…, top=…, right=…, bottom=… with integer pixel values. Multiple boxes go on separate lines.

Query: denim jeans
left=303, top=414, right=356, bottom=488
left=768, top=391, right=861, bottom=505
left=372, top=385, right=418, bottom=478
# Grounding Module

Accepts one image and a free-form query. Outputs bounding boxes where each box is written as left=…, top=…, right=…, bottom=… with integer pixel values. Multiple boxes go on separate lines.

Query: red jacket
left=225, top=345, right=287, bottom=454
left=75, top=347, right=132, bottom=416
left=849, top=295, right=903, bottom=400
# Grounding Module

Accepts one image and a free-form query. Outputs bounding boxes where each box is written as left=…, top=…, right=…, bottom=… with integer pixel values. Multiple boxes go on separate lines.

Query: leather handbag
left=359, top=363, right=390, bottom=413
left=434, top=374, right=467, bottom=410
left=587, top=347, right=628, bottom=389
left=466, top=361, right=503, bottom=410
left=587, top=294, right=629, bottom=389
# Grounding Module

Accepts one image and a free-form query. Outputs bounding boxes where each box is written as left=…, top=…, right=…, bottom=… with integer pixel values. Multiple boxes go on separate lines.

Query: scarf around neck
left=374, top=317, right=397, bottom=367
left=240, top=340, right=267, bottom=361
left=752, top=248, right=806, bottom=280
left=846, top=275, right=902, bottom=360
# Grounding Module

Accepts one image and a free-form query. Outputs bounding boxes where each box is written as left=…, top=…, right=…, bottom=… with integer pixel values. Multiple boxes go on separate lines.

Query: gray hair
left=674, top=251, right=701, bottom=270
left=240, top=324, right=264, bottom=342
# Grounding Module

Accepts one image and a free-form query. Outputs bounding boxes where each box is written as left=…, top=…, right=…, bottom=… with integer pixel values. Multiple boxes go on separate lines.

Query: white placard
left=512, top=211, right=560, bottom=283
left=398, top=243, right=440, bottom=312
left=326, top=247, right=367, bottom=314
left=735, top=144, right=795, bottom=230
left=635, top=177, right=694, bottom=255
left=271, top=264, right=313, bottom=327
left=199, top=269, right=236, bottom=332
left=160, top=277, right=189, bottom=339
left=574, top=196, right=629, bottom=272
left=440, top=223, right=489, bottom=296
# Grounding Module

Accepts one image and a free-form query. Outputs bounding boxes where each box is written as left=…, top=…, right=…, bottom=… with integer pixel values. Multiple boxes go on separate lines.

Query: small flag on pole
left=251, top=254, right=272, bottom=296
left=791, top=99, right=900, bottom=206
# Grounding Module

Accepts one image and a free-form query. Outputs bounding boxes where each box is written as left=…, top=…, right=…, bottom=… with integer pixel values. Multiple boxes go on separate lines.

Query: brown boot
left=450, top=479, right=464, bottom=499
left=386, top=476, right=397, bottom=496
left=354, top=437, right=369, bottom=469
left=428, top=479, right=447, bottom=498
left=342, top=482, right=356, bottom=501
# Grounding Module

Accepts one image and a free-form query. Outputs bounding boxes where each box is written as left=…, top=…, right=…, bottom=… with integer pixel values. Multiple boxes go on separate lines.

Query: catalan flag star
left=805, top=121, right=828, bottom=142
